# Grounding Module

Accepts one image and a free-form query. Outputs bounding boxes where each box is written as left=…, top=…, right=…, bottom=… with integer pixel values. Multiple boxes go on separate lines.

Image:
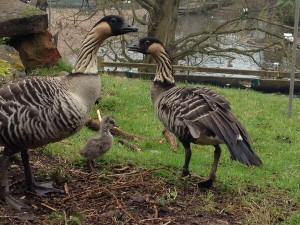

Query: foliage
left=49, top=211, right=84, bottom=225
left=0, top=59, right=11, bottom=77
left=28, top=59, right=72, bottom=77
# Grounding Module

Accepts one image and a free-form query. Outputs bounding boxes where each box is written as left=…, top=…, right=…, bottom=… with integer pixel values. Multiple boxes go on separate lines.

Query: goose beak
left=120, top=23, right=138, bottom=34
left=127, top=41, right=140, bottom=52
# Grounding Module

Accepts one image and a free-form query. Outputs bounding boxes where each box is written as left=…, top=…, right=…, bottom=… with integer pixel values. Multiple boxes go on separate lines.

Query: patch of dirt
left=0, top=151, right=297, bottom=225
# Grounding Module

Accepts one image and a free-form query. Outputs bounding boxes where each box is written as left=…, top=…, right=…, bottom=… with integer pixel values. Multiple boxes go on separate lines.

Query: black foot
left=28, top=182, right=64, bottom=196
left=3, top=192, right=31, bottom=211
left=197, top=179, right=214, bottom=189
left=181, top=168, right=191, bottom=177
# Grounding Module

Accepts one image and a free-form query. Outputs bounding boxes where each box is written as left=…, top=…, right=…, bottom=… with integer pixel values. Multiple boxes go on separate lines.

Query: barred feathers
left=147, top=40, right=262, bottom=166
left=0, top=76, right=89, bottom=149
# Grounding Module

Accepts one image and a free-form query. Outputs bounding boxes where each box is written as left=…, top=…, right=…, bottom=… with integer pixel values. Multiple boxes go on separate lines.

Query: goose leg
left=0, top=150, right=30, bottom=211
left=181, top=141, right=192, bottom=177
left=198, top=145, right=221, bottom=188
left=21, top=150, right=64, bottom=196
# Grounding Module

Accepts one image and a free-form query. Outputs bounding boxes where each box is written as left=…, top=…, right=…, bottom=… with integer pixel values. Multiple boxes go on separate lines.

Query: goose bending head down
left=128, top=37, right=262, bottom=188
left=0, top=15, right=138, bottom=211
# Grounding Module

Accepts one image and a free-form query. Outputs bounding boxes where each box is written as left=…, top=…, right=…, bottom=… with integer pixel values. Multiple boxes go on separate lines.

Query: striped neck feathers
left=151, top=45, right=175, bottom=85
left=72, top=22, right=111, bottom=74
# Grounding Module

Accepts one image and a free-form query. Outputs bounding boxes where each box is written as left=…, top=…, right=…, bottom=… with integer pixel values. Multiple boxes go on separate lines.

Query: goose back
left=0, top=74, right=99, bottom=149
left=154, top=85, right=250, bottom=144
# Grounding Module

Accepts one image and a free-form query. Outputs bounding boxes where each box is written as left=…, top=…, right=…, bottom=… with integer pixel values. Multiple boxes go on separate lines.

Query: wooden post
left=97, top=56, right=104, bottom=72
left=288, top=0, right=300, bottom=118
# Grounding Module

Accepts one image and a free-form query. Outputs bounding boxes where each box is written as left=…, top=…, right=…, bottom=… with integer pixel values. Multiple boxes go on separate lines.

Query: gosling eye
left=111, top=18, right=117, bottom=23
left=109, top=120, right=115, bottom=124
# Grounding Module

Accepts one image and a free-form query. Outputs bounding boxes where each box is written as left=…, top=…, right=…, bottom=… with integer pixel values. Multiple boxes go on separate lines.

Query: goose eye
left=145, top=40, right=150, bottom=45
left=111, top=18, right=117, bottom=23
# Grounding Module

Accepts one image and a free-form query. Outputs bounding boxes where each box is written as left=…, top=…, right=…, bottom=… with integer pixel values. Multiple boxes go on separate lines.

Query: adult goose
left=0, top=15, right=138, bottom=211
left=80, top=116, right=118, bottom=170
left=128, top=37, right=262, bottom=188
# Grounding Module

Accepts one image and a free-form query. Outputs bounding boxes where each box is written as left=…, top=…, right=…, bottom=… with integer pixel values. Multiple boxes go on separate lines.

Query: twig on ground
left=104, top=188, right=138, bottom=223
left=40, top=203, right=57, bottom=212
left=118, top=139, right=141, bottom=151
left=85, top=118, right=143, bottom=140
left=162, top=129, right=177, bottom=150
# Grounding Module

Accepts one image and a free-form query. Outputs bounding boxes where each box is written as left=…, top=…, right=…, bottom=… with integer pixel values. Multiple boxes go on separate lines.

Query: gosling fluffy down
left=80, top=116, right=117, bottom=165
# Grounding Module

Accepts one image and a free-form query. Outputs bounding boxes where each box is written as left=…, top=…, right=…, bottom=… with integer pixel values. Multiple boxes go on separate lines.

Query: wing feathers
left=156, top=86, right=261, bottom=166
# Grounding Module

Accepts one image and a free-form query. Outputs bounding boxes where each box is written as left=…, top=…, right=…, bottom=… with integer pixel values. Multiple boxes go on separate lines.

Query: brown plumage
left=0, top=15, right=138, bottom=211
left=80, top=116, right=117, bottom=170
left=128, top=37, right=262, bottom=188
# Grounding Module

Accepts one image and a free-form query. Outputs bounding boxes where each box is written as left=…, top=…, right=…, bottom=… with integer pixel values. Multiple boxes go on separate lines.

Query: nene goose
left=128, top=37, right=262, bottom=188
left=80, top=116, right=117, bottom=170
left=0, top=15, right=138, bottom=211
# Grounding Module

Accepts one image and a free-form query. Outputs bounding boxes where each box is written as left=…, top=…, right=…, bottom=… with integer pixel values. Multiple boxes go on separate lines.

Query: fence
left=97, top=57, right=300, bottom=94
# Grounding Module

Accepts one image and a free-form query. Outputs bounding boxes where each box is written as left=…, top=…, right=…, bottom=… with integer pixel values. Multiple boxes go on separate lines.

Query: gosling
left=80, top=116, right=118, bottom=170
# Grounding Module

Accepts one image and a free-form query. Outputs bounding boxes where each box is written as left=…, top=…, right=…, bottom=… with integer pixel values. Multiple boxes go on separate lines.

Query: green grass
left=42, top=72, right=300, bottom=224
left=28, top=59, right=72, bottom=76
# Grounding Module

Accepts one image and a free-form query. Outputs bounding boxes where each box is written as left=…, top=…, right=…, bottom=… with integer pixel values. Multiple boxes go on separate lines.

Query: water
left=175, top=12, right=262, bottom=71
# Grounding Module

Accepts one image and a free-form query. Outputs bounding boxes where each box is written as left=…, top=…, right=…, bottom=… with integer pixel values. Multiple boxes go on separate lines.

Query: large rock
left=11, top=31, right=61, bottom=70
left=0, top=44, right=25, bottom=86
left=0, top=0, right=48, bottom=37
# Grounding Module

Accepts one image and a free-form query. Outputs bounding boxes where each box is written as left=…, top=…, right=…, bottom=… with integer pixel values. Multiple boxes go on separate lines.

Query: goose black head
left=94, top=15, right=138, bottom=36
left=127, top=37, right=165, bottom=54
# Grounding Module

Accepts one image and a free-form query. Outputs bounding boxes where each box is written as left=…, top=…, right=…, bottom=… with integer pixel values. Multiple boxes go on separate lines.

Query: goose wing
left=157, top=86, right=251, bottom=145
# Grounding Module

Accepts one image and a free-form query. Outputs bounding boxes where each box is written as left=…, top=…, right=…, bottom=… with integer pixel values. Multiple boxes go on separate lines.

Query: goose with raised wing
left=0, top=15, right=138, bottom=211
left=128, top=37, right=262, bottom=188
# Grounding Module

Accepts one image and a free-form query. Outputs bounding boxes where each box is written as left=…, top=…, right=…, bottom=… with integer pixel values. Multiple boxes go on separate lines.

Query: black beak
left=127, top=41, right=140, bottom=52
left=120, top=22, right=138, bottom=34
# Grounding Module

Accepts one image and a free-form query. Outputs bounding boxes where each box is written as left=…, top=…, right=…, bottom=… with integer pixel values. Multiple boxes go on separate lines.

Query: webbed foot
left=2, top=188, right=31, bottom=211
left=28, top=181, right=64, bottom=196
left=197, top=179, right=214, bottom=189
left=181, top=167, right=191, bottom=177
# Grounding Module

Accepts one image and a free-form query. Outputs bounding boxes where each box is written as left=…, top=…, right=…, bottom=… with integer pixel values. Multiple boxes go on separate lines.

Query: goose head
left=93, top=15, right=138, bottom=37
left=127, top=37, right=165, bottom=55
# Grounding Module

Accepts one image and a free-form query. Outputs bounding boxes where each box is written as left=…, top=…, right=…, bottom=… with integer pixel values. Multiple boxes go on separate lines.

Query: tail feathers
left=227, top=140, right=262, bottom=166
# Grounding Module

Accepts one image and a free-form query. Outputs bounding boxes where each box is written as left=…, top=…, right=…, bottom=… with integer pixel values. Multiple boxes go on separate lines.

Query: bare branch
left=135, top=0, right=154, bottom=10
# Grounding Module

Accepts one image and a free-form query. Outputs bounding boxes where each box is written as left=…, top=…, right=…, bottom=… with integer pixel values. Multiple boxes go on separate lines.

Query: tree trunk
left=146, top=0, right=180, bottom=65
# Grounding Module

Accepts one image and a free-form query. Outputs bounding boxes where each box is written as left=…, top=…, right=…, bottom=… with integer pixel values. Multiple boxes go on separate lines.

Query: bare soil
left=0, top=150, right=297, bottom=225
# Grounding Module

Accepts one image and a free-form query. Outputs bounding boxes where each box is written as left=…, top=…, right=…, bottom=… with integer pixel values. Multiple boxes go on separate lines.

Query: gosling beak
left=127, top=41, right=141, bottom=52
left=120, top=23, right=138, bottom=34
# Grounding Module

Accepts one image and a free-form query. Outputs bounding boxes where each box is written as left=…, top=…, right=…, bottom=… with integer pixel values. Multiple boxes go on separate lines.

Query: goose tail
left=227, top=139, right=262, bottom=166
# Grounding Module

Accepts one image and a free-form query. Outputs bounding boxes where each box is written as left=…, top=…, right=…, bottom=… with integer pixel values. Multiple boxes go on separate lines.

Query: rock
left=0, top=0, right=48, bottom=37
left=11, top=31, right=61, bottom=70
left=0, top=44, right=26, bottom=86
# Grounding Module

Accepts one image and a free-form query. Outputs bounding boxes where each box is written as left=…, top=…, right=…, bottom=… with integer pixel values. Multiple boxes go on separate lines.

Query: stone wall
left=0, top=0, right=61, bottom=71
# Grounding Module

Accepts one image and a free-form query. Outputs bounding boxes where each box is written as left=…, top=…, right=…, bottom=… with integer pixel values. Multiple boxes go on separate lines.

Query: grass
left=39, top=70, right=300, bottom=224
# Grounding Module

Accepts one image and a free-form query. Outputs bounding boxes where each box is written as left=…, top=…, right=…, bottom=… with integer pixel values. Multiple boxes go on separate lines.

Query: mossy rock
left=0, top=59, right=11, bottom=77
left=0, top=44, right=25, bottom=86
